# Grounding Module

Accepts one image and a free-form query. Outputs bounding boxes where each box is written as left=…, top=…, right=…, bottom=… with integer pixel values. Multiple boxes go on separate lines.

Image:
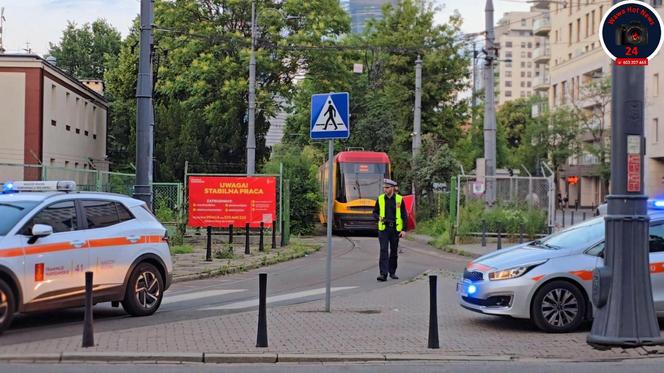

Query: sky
left=0, top=0, right=531, bottom=56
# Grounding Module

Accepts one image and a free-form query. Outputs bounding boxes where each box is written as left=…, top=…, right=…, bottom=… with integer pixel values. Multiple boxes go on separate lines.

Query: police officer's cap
left=384, top=178, right=398, bottom=187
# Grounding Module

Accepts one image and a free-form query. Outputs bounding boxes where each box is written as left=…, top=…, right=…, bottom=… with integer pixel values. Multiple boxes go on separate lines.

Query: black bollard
left=271, top=220, right=276, bottom=249
left=548, top=226, right=553, bottom=235
left=481, top=220, right=487, bottom=247
left=82, top=271, right=94, bottom=348
left=497, top=224, right=502, bottom=250
left=571, top=211, right=575, bottom=226
left=245, top=223, right=250, bottom=255
left=259, top=222, right=264, bottom=252
left=428, top=275, right=439, bottom=349
left=280, top=219, right=285, bottom=247
left=229, top=224, right=234, bottom=244
left=562, top=210, right=566, bottom=228
left=256, top=273, right=268, bottom=348
left=519, top=223, right=524, bottom=244
left=206, top=226, right=212, bottom=262
left=583, top=212, right=587, bottom=222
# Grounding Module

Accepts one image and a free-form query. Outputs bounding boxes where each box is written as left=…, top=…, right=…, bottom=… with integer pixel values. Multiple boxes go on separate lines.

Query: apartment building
left=535, top=0, right=664, bottom=207
left=494, top=10, right=542, bottom=106
left=340, top=0, right=397, bottom=34
left=0, top=54, right=108, bottom=181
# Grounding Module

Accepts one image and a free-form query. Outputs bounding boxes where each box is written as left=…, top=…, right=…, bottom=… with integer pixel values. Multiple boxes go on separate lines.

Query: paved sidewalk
left=0, top=268, right=661, bottom=362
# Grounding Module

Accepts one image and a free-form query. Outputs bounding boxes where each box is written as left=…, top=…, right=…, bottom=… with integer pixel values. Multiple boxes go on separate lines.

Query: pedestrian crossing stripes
left=162, top=289, right=247, bottom=305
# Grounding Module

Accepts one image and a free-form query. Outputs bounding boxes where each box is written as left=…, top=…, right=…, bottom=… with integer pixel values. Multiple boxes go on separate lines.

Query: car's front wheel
left=0, top=279, right=15, bottom=333
left=122, top=263, right=164, bottom=316
left=531, top=280, right=586, bottom=333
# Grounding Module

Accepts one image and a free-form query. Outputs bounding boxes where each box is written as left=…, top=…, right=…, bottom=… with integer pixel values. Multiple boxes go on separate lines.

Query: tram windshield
left=337, top=163, right=388, bottom=202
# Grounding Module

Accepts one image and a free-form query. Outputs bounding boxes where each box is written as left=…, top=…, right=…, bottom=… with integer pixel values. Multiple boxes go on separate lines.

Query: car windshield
left=531, top=217, right=605, bottom=251
left=0, top=201, right=40, bottom=236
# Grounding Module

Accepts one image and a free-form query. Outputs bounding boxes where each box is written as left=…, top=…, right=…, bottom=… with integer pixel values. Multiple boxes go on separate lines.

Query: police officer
left=372, top=178, right=408, bottom=281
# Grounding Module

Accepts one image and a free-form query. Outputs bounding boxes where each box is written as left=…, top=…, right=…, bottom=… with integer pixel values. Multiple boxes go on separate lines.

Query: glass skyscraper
left=340, top=0, right=397, bottom=34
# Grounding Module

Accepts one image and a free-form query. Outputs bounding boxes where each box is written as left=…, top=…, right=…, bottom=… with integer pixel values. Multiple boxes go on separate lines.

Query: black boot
left=377, top=273, right=387, bottom=282
left=389, top=273, right=399, bottom=280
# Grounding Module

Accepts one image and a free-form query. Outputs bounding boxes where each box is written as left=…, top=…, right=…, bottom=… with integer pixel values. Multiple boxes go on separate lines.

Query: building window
left=527, top=72, right=532, bottom=78
left=85, top=130, right=89, bottom=136
left=527, top=52, right=532, bottom=58
left=50, top=158, right=55, bottom=165
left=75, top=162, right=79, bottom=168
left=65, top=161, right=70, bottom=167
left=527, top=81, right=532, bottom=88
left=585, top=14, right=589, bottom=38
left=51, top=120, right=56, bottom=127
left=505, top=61, right=512, bottom=68
left=577, top=19, right=581, bottom=42
left=505, top=91, right=512, bottom=97
left=521, top=42, right=526, bottom=48
left=521, top=51, right=526, bottom=58
left=521, top=92, right=526, bottom=97
left=527, top=62, right=532, bottom=68
left=506, top=71, right=512, bottom=77
left=521, top=71, right=526, bottom=78
left=569, top=23, right=573, bottom=45
left=654, top=73, right=660, bottom=96
left=75, top=128, right=80, bottom=134
left=521, top=81, right=526, bottom=88
left=505, top=81, right=512, bottom=87
left=527, top=42, right=532, bottom=48
left=505, top=51, right=513, bottom=58
left=506, top=41, right=512, bottom=48
left=655, top=118, right=660, bottom=143
left=66, top=125, right=71, bottom=131
left=521, top=18, right=527, bottom=27
left=521, top=62, right=526, bottom=68
left=591, top=10, right=596, bottom=34
left=93, top=134, right=97, bottom=140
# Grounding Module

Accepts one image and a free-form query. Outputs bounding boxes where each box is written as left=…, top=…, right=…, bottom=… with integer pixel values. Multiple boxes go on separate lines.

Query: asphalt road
left=3, top=360, right=664, bottom=373
left=0, top=234, right=468, bottom=346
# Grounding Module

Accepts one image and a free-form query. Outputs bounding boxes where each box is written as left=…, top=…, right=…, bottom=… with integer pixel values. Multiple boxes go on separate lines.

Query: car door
left=80, top=199, right=137, bottom=295
left=648, top=222, right=664, bottom=312
left=20, top=200, right=89, bottom=308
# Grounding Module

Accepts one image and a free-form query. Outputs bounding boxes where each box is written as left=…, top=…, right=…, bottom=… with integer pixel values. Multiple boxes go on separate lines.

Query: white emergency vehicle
left=0, top=181, right=172, bottom=332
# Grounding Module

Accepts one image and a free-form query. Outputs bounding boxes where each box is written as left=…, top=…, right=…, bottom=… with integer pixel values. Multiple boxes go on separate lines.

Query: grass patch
left=170, top=244, right=194, bottom=255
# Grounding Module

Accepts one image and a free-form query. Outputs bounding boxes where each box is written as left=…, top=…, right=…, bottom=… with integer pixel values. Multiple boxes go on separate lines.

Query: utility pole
left=412, top=56, right=422, bottom=196
left=246, top=0, right=257, bottom=175
left=134, top=0, right=154, bottom=209
left=588, top=0, right=663, bottom=349
left=483, top=0, right=497, bottom=205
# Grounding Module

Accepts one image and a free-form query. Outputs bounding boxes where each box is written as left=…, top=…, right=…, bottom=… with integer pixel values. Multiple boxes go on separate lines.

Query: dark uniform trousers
left=378, top=223, right=399, bottom=276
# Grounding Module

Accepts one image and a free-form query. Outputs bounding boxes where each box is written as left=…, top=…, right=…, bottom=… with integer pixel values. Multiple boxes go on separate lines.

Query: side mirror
left=29, top=224, right=53, bottom=243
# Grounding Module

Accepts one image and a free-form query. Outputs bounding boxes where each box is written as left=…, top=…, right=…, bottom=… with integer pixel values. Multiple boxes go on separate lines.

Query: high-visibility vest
left=378, top=193, right=403, bottom=231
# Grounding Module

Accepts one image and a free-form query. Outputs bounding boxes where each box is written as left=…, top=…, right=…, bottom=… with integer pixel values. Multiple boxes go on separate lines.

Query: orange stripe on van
left=0, top=235, right=165, bottom=258
left=650, top=263, right=664, bottom=274
left=570, top=270, right=594, bottom=281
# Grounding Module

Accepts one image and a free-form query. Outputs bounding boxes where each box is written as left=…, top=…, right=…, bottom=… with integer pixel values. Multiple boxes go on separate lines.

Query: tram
left=318, top=150, right=392, bottom=231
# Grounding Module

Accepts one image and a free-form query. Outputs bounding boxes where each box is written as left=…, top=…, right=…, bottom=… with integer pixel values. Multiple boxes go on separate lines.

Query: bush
left=214, top=244, right=235, bottom=259
left=262, top=144, right=322, bottom=235
left=457, top=199, right=547, bottom=239
left=155, top=198, right=176, bottom=223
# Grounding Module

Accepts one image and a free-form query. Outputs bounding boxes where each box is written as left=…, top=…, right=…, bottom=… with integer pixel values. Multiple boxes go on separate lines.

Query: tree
left=105, top=0, right=350, bottom=178
left=48, top=20, right=121, bottom=80
left=571, top=75, right=612, bottom=196
left=412, top=133, right=459, bottom=218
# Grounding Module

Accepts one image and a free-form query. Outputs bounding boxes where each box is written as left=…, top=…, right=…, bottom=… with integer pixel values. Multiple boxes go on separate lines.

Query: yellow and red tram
left=318, top=151, right=392, bottom=231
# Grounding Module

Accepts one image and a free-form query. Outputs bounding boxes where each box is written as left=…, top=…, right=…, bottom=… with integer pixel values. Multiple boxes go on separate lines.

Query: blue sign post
left=310, top=92, right=350, bottom=140
left=310, top=92, right=350, bottom=313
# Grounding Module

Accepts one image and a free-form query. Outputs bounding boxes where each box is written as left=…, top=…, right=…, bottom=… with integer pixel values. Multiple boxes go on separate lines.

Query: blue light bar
left=2, top=182, right=18, bottom=194
left=655, top=200, right=664, bottom=209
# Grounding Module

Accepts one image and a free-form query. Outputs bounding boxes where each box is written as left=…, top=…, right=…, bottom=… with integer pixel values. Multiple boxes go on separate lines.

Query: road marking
left=199, top=286, right=357, bottom=310
left=162, top=289, right=246, bottom=305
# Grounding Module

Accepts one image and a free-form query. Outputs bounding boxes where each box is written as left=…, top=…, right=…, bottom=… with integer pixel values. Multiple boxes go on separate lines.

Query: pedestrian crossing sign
left=310, top=92, right=350, bottom=140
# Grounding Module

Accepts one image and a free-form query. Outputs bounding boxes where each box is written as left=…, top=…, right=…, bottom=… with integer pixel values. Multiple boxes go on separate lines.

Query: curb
left=0, top=352, right=662, bottom=364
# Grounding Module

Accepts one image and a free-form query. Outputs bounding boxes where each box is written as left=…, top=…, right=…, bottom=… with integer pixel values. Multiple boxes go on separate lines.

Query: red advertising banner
left=188, top=176, right=277, bottom=228
left=627, top=154, right=641, bottom=192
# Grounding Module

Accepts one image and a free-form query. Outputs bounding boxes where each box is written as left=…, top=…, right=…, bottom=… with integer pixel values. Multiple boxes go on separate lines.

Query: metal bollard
left=519, top=223, right=524, bottom=244
left=206, top=226, right=212, bottom=262
left=256, top=273, right=268, bottom=348
left=428, top=275, right=439, bottom=349
left=271, top=220, right=276, bottom=249
left=82, top=271, right=94, bottom=348
left=245, top=223, right=250, bottom=255
left=259, top=222, right=264, bottom=252
left=583, top=212, right=587, bottom=221
left=280, top=219, right=285, bottom=247
left=548, top=226, right=553, bottom=235
left=497, top=224, right=502, bottom=250
left=481, top=220, right=487, bottom=247
left=562, top=210, right=566, bottom=228
left=571, top=211, right=575, bottom=226
left=229, top=224, right=234, bottom=244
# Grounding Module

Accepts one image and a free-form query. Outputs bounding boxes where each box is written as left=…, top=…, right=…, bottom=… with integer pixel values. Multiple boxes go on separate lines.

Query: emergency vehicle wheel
left=531, top=280, right=586, bottom=333
left=0, top=279, right=15, bottom=333
left=122, top=263, right=164, bottom=316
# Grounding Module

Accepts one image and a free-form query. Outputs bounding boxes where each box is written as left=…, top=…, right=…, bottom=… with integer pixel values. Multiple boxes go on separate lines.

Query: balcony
left=533, top=75, right=550, bottom=91
left=533, top=45, right=551, bottom=64
left=533, top=15, right=551, bottom=36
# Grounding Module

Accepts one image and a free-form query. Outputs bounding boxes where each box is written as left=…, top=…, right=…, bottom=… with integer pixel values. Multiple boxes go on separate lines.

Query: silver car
left=457, top=207, right=664, bottom=333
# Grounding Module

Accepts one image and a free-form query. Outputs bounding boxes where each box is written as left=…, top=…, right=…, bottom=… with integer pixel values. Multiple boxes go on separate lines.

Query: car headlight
left=488, top=261, right=547, bottom=281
